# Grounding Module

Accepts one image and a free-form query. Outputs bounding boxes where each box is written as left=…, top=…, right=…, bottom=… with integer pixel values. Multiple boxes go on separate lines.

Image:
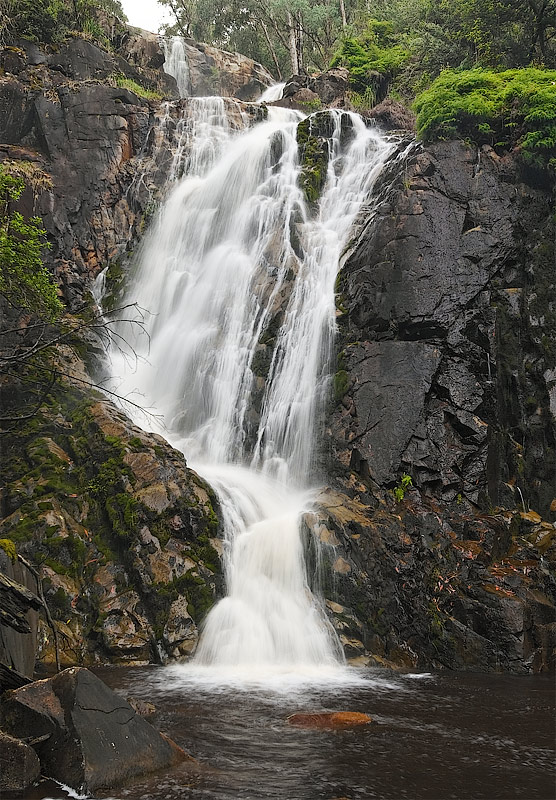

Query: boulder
left=366, top=97, right=416, bottom=131
left=0, top=731, right=41, bottom=794
left=0, top=667, right=190, bottom=792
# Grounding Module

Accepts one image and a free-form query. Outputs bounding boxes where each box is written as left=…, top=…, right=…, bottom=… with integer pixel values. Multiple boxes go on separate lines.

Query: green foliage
left=112, top=76, right=163, bottom=100
left=331, top=22, right=410, bottom=93
left=3, top=0, right=127, bottom=46
left=0, top=166, right=62, bottom=320
left=0, top=538, right=17, bottom=562
left=333, top=370, right=350, bottom=401
left=393, top=473, right=413, bottom=502
left=414, top=68, right=556, bottom=169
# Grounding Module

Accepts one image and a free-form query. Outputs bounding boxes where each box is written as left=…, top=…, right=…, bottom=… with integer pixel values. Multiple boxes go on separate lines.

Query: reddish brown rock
left=287, top=711, right=372, bottom=729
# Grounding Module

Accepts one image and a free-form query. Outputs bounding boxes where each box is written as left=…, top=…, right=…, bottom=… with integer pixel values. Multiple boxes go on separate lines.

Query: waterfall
left=162, top=36, right=190, bottom=97
left=109, top=98, right=396, bottom=678
left=259, top=82, right=286, bottom=102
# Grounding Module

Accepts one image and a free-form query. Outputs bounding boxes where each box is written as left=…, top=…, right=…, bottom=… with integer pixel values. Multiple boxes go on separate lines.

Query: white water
left=162, top=36, right=190, bottom=97
left=109, top=98, right=396, bottom=680
left=259, top=82, right=286, bottom=102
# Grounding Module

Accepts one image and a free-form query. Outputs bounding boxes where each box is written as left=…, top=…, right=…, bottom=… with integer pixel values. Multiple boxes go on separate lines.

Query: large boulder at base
left=0, top=667, right=190, bottom=792
left=0, top=731, right=41, bottom=795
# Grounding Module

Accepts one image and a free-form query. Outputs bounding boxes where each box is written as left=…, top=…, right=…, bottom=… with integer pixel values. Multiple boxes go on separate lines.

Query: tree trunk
left=339, top=0, right=347, bottom=29
left=260, top=18, right=282, bottom=79
left=286, top=10, right=299, bottom=74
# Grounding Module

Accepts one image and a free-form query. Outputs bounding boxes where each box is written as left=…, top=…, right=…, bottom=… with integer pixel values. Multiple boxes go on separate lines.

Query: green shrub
left=393, top=473, right=412, bottom=502
left=414, top=67, right=556, bottom=170
left=0, top=166, right=62, bottom=320
left=331, top=21, right=410, bottom=94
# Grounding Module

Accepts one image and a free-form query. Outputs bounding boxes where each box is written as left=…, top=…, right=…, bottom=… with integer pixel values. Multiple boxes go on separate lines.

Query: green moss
left=414, top=68, right=556, bottom=170
left=0, top=538, right=17, bottom=562
left=106, top=493, right=139, bottom=541
left=334, top=370, right=350, bottom=401
left=296, top=118, right=330, bottom=206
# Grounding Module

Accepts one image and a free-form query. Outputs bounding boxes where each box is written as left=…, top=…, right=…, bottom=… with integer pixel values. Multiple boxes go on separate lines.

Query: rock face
left=278, top=68, right=351, bottom=110
left=180, top=39, right=273, bottom=99
left=0, top=552, right=41, bottom=681
left=321, top=140, right=556, bottom=672
left=0, top=370, right=222, bottom=667
left=1, top=667, right=189, bottom=792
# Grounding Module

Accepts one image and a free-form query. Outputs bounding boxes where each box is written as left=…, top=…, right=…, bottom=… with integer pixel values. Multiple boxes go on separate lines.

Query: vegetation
left=159, top=0, right=555, bottom=80
left=0, top=165, right=62, bottom=321
left=330, top=20, right=410, bottom=92
left=393, top=473, right=412, bottom=502
left=414, top=68, right=556, bottom=169
left=112, top=75, right=163, bottom=100
left=1, top=0, right=127, bottom=47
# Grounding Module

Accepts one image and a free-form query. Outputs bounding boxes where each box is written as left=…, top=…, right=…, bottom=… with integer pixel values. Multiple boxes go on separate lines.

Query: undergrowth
left=414, top=68, right=556, bottom=170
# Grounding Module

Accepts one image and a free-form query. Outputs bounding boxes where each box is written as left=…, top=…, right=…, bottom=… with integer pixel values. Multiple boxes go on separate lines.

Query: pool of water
left=30, top=666, right=555, bottom=800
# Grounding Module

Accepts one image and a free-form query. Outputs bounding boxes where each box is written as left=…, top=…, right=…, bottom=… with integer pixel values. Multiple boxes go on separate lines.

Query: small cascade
left=109, top=97, right=397, bottom=678
left=162, top=36, right=191, bottom=97
left=259, top=82, right=286, bottom=103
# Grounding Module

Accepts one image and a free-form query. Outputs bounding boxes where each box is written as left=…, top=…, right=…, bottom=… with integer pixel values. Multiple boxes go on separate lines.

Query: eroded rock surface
left=1, top=667, right=189, bottom=792
left=322, top=140, right=556, bottom=672
left=0, top=373, right=222, bottom=667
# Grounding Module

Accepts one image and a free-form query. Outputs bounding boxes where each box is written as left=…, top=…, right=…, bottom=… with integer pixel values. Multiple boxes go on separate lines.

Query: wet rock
left=332, top=139, right=555, bottom=515
left=163, top=596, right=198, bottom=658
left=180, top=39, right=272, bottom=99
left=0, top=731, right=41, bottom=794
left=366, top=97, right=416, bottom=131
left=127, top=696, right=156, bottom=716
left=0, top=667, right=190, bottom=792
left=287, top=712, right=372, bottom=729
left=279, top=68, right=350, bottom=110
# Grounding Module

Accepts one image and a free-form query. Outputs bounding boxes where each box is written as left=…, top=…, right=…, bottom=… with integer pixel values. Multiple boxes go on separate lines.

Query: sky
left=120, top=0, right=173, bottom=33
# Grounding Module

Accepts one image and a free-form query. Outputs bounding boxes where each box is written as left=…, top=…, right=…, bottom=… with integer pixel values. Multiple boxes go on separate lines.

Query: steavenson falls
left=109, top=69, right=397, bottom=679
left=1, top=19, right=555, bottom=800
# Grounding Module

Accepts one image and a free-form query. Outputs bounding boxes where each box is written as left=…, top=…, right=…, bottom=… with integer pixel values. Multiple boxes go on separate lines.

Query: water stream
left=108, top=93, right=396, bottom=680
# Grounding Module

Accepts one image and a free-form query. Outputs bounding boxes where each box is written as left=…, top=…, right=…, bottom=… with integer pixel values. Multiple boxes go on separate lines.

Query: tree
left=159, top=0, right=350, bottom=77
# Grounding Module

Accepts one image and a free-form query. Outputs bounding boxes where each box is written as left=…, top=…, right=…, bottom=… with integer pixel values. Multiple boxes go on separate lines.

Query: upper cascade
left=162, top=36, right=191, bottom=98
left=160, top=35, right=274, bottom=100
left=108, top=99, right=398, bottom=676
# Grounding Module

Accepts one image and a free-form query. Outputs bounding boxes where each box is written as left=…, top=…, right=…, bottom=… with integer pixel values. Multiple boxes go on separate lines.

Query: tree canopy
left=159, top=0, right=556, bottom=79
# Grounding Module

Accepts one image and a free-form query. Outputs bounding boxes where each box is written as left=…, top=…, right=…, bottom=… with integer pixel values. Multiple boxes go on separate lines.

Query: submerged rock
left=287, top=711, right=372, bottom=729
left=0, top=667, right=191, bottom=792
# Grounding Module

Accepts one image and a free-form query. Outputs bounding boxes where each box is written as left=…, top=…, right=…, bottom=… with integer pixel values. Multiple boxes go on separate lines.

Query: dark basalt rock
left=324, top=138, right=556, bottom=672
left=0, top=667, right=190, bottom=792
left=365, top=97, right=416, bottom=131
left=0, top=731, right=41, bottom=795
left=333, top=140, right=555, bottom=513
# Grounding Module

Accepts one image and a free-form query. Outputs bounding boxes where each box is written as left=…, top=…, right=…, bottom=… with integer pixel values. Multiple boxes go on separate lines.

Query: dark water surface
left=31, top=666, right=554, bottom=800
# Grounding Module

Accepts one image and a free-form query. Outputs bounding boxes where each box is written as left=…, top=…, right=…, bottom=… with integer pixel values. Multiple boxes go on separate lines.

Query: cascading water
left=259, top=82, right=286, bottom=103
left=162, top=36, right=191, bottom=97
left=109, top=96, right=397, bottom=680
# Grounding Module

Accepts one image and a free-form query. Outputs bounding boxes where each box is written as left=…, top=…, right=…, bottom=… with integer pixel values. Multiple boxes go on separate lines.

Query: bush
left=414, top=67, right=556, bottom=170
left=331, top=20, right=410, bottom=93
left=0, top=165, right=62, bottom=320
left=3, top=0, right=127, bottom=46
